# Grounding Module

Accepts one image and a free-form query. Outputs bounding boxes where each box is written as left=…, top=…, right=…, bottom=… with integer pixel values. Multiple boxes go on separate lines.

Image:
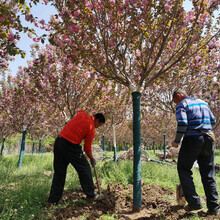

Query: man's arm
left=209, top=109, right=216, bottom=125
left=172, top=105, right=188, bottom=147
left=85, top=152, right=96, bottom=166
left=84, top=123, right=96, bottom=166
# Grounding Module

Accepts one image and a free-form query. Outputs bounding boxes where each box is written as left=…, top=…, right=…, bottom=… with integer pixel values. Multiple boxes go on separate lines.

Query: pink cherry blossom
left=7, top=33, right=14, bottom=41
left=33, top=37, right=41, bottom=42
left=0, top=17, right=6, bottom=22
left=25, top=14, right=32, bottom=22
left=39, top=19, right=45, bottom=25
left=136, top=49, right=141, bottom=57
left=164, top=4, right=171, bottom=12
left=74, top=10, right=80, bottom=17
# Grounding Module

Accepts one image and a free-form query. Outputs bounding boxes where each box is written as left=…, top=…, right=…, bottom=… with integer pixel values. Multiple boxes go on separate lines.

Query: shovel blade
left=176, top=184, right=186, bottom=206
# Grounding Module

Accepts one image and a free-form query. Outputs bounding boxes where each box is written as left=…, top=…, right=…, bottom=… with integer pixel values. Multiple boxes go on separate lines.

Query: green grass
left=0, top=150, right=220, bottom=219
left=0, top=153, right=54, bottom=220
left=214, top=150, right=220, bottom=164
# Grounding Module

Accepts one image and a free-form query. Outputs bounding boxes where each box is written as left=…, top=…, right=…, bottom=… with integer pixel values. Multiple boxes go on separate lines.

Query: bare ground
left=42, top=182, right=220, bottom=220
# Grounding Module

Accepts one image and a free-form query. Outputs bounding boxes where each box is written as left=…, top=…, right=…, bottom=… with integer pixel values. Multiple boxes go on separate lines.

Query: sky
left=7, top=0, right=195, bottom=76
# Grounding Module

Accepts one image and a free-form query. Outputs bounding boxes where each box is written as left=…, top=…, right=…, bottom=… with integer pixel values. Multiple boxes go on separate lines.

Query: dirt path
left=43, top=182, right=219, bottom=220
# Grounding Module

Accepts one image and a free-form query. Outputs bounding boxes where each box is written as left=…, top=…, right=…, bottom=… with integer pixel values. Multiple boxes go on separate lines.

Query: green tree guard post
left=38, top=139, right=42, bottom=154
left=113, top=145, right=117, bottom=162
left=102, top=135, right=105, bottom=153
left=153, top=141, right=155, bottom=154
left=32, top=141, right=35, bottom=154
left=123, top=141, right=125, bottom=151
left=163, top=135, right=166, bottom=160
left=132, top=91, right=142, bottom=209
left=113, top=124, right=117, bottom=162
left=126, top=143, right=128, bottom=151
left=1, top=137, right=6, bottom=156
left=18, top=128, right=27, bottom=168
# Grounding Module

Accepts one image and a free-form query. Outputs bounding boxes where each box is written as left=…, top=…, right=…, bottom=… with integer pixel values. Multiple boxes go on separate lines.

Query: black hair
left=94, top=113, right=105, bottom=123
left=172, top=89, right=188, bottom=99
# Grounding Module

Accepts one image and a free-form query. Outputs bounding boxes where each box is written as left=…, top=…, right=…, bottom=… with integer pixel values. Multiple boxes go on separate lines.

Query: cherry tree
left=141, top=36, right=220, bottom=144
left=0, top=0, right=51, bottom=72
left=141, top=108, right=174, bottom=143
left=45, top=0, right=220, bottom=209
left=23, top=44, right=111, bottom=123
left=27, top=104, right=64, bottom=153
left=0, top=69, right=51, bottom=166
left=0, top=77, right=15, bottom=154
left=90, top=82, right=132, bottom=150
left=25, top=45, right=133, bottom=146
left=2, top=72, right=46, bottom=133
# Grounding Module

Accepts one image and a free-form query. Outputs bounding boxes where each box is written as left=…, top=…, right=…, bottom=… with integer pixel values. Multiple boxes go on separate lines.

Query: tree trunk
left=18, top=128, right=26, bottom=168
left=1, top=137, right=6, bottom=156
left=113, top=124, right=117, bottom=162
left=132, top=92, right=142, bottom=210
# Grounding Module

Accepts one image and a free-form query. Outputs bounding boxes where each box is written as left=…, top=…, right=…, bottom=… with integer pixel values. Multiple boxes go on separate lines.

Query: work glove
left=90, top=158, right=96, bottom=167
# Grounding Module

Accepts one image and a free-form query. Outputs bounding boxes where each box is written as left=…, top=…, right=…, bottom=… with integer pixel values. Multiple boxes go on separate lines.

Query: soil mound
left=43, top=182, right=219, bottom=219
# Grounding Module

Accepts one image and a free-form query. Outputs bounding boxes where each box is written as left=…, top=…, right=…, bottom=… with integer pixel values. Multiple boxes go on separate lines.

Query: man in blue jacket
left=172, top=89, right=219, bottom=215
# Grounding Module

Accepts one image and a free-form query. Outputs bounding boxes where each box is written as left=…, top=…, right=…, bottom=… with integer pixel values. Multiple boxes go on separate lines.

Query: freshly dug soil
left=43, top=182, right=219, bottom=220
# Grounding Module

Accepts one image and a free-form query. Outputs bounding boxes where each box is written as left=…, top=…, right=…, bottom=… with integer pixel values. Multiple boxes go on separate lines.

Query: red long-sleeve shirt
left=59, top=110, right=95, bottom=153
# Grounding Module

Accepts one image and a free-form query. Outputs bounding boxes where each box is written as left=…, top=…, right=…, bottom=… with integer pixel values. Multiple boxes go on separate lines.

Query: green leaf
left=17, top=0, right=25, bottom=4
left=20, top=51, right=26, bottom=58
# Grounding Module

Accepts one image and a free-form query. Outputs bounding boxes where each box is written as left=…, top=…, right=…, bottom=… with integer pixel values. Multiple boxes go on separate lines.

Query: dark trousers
left=177, top=134, right=219, bottom=211
left=48, top=136, right=95, bottom=204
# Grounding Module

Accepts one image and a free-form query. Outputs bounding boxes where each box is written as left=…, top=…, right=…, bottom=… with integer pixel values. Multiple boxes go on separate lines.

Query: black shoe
left=207, top=208, right=220, bottom=215
left=184, top=204, right=202, bottom=212
left=86, top=192, right=96, bottom=198
left=86, top=192, right=96, bottom=201
left=47, top=200, right=62, bottom=207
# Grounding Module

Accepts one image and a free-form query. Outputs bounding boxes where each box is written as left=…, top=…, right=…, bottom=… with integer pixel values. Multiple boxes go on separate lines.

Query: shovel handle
left=93, top=165, right=101, bottom=194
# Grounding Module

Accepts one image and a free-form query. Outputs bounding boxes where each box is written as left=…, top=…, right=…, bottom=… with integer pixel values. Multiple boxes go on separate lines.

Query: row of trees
left=1, top=42, right=219, bottom=148
left=1, top=0, right=219, bottom=210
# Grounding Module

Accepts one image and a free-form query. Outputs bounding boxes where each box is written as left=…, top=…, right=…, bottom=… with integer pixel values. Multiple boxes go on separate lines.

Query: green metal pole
left=114, top=145, right=117, bottom=162
left=1, top=137, right=6, bottom=156
left=132, top=91, right=142, bottom=209
left=153, top=141, right=155, bottom=154
left=163, top=135, right=166, bottom=160
left=32, top=141, right=35, bottom=154
left=113, top=124, right=117, bottom=162
left=38, top=139, right=42, bottom=154
left=18, top=128, right=27, bottom=168
left=102, top=135, right=105, bottom=153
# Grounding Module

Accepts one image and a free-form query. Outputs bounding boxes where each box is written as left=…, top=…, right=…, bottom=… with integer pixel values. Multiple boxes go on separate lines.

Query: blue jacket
left=174, top=97, right=216, bottom=143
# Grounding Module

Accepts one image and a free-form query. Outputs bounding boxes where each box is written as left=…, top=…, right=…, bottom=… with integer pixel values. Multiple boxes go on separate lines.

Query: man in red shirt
left=48, top=110, right=105, bottom=205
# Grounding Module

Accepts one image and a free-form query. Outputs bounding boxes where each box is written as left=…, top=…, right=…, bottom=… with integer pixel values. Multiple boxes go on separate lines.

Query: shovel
left=93, top=165, right=104, bottom=200
left=176, top=183, right=186, bottom=206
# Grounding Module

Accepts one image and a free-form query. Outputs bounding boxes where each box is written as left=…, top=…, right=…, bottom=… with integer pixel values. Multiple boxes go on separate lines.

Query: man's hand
left=90, top=158, right=96, bottom=167
left=86, top=152, right=96, bottom=167
left=172, top=141, right=179, bottom=148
